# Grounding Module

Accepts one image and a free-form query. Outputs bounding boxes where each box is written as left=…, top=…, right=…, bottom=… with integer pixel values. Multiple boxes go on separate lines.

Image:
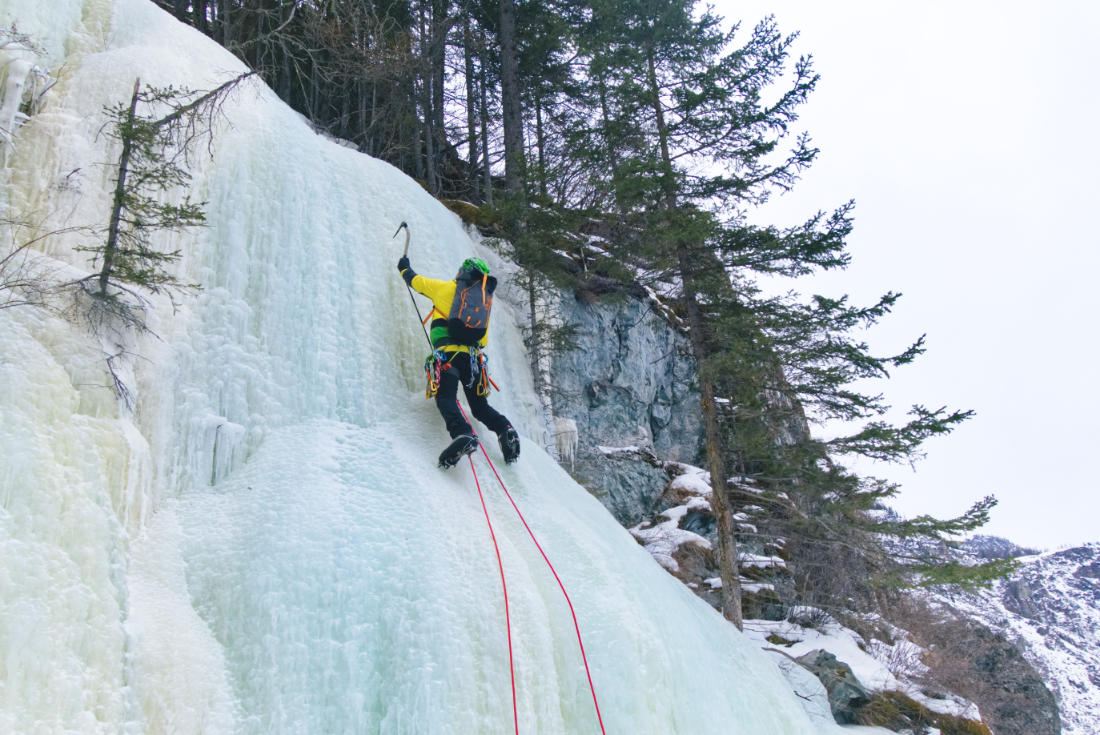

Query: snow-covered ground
left=630, top=460, right=988, bottom=731
left=742, top=615, right=980, bottom=722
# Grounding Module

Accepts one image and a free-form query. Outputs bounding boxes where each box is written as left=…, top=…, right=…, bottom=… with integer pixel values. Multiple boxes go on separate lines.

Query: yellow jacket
left=405, top=273, right=489, bottom=353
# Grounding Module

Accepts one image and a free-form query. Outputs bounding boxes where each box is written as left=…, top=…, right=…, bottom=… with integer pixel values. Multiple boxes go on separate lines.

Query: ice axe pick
left=393, top=221, right=410, bottom=256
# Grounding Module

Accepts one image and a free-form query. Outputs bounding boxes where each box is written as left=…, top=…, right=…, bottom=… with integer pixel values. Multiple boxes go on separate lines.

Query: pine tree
left=79, top=73, right=252, bottom=302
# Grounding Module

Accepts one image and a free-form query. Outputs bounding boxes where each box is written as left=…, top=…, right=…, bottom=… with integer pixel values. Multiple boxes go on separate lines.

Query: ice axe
left=393, top=221, right=433, bottom=350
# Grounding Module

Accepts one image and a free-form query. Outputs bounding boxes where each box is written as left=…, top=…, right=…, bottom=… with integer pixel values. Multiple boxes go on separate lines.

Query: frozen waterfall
left=0, top=1, right=855, bottom=733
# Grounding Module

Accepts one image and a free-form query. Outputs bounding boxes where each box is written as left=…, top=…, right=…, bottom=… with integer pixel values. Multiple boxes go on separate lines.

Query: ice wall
left=0, top=1, right=846, bottom=733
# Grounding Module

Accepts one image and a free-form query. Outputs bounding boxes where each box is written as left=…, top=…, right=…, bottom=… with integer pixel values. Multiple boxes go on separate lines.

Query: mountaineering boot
left=439, top=434, right=478, bottom=469
left=498, top=426, right=520, bottom=464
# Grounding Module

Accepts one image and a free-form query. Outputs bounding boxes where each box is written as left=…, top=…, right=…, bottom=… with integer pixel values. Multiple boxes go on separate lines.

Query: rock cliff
left=545, top=286, right=704, bottom=525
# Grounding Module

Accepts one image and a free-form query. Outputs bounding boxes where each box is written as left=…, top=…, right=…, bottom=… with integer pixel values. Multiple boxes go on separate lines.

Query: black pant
left=436, top=351, right=511, bottom=439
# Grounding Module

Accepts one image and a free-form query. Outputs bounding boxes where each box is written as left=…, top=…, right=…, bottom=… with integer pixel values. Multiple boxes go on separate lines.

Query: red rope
left=468, top=454, right=519, bottom=734
left=456, top=403, right=606, bottom=734
left=476, top=445, right=607, bottom=735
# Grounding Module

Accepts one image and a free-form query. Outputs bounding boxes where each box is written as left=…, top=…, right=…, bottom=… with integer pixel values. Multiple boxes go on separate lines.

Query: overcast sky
left=710, top=0, right=1100, bottom=550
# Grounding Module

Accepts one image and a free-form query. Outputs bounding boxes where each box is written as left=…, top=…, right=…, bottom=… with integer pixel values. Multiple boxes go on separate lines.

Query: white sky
left=712, top=0, right=1100, bottom=550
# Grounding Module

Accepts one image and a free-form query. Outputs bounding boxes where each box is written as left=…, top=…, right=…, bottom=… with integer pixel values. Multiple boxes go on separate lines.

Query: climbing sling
left=424, top=347, right=498, bottom=399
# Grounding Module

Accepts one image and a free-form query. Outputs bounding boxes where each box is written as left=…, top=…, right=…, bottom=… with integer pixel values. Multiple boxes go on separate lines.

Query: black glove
left=397, top=255, right=410, bottom=272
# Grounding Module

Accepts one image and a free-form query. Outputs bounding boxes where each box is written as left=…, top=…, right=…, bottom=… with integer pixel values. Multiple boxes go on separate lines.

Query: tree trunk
left=216, top=0, right=230, bottom=45
left=646, top=48, right=675, bottom=203
left=100, top=78, right=141, bottom=296
left=677, top=243, right=745, bottom=630
left=498, top=0, right=524, bottom=197
left=193, top=0, right=208, bottom=34
left=595, top=70, right=619, bottom=207
left=535, top=88, right=547, bottom=199
left=418, top=6, right=436, bottom=192
left=478, top=28, right=493, bottom=203
left=463, top=13, right=479, bottom=201
left=430, top=0, right=448, bottom=191
left=646, top=42, right=744, bottom=629
left=527, top=270, right=543, bottom=396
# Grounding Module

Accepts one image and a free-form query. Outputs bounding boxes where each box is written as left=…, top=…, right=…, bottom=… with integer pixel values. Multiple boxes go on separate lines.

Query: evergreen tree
left=79, top=73, right=251, bottom=302
left=704, top=216, right=1001, bottom=600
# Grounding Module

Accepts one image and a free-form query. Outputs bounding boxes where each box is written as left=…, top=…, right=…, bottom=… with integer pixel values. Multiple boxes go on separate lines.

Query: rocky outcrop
left=967, top=623, right=1061, bottom=735
left=988, top=545, right=1100, bottom=733
left=549, top=290, right=703, bottom=525
left=794, top=649, right=871, bottom=724
left=483, top=244, right=704, bottom=526
left=912, top=610, right=1061, bottom=735
left=627, top=461, right=792, bottom=617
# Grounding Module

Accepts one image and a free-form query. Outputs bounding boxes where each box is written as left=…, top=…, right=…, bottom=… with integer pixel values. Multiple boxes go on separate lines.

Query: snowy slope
left=935, top=543, right=1100, bottom=734
left=0, top=1, right=883, bottom=733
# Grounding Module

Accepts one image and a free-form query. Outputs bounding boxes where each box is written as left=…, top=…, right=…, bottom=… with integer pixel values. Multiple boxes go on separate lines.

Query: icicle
left=553, top=415, right=578, bottom=471
left=0, top=32, right=51, bottom=156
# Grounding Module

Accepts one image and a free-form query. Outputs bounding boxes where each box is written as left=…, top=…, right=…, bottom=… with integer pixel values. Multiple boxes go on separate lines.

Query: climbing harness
left=458, top=404, right=606, bottom=735
left=422, top=346, right=499, bottom=399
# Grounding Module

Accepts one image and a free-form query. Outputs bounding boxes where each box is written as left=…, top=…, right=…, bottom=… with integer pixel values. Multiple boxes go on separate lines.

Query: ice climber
left=398, top=253, right=521, bottom=468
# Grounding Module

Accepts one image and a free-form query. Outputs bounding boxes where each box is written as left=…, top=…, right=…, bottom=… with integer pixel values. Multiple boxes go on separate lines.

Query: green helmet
left=461, top=257, right=490, bottom=275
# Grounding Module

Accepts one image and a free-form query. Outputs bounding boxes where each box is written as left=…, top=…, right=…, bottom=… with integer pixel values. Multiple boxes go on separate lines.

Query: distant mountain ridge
left=961, top=535, right=1040, bottom=560
left=936, top=539, right=1100, bottom=734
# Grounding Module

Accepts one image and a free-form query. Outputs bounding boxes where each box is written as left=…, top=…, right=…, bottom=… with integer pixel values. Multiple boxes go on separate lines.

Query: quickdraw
left=423, top=349, right=449, bottom=398
left=472, top=347, right=500, bottom=397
